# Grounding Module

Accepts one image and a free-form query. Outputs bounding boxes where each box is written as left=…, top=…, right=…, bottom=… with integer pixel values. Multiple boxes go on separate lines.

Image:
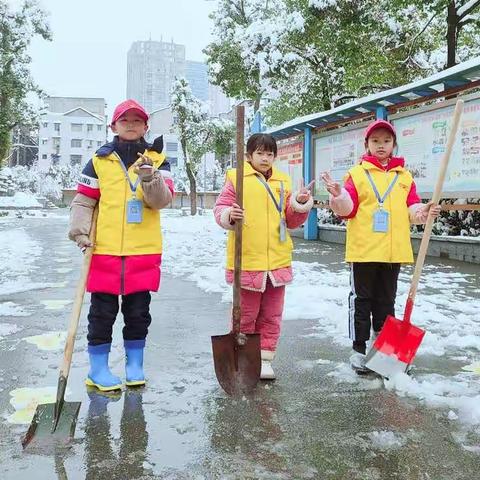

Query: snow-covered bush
left=0, top=164, right=81, bottom=202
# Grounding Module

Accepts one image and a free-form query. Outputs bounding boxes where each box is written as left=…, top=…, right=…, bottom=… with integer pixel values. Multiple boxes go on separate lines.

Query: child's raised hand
left=296, top=180, right=315, bottom=204
left=320, top=172, right=342, bottom=197
left=229, top=203, right=244, bottom=223
left=134, top=153, right=154, bottom=181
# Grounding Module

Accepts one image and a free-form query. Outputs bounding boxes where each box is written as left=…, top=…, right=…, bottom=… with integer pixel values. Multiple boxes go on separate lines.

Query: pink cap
left=111, top=99, right=148, bottom=124
left=364, top=119, right=396, bottom=140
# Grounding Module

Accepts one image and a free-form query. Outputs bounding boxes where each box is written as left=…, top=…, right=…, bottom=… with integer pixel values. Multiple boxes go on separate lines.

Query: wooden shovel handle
left=60, top=206, right=99, bottom=377
left=404, top=99, right=464, bottom=323
left=232, top=105, right=245, bottom=335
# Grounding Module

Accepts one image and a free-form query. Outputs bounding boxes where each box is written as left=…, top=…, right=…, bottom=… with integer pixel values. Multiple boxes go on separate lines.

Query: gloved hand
left=75, top=234, right=93, bottom=250
left=134, top=153, right=154, bottom=182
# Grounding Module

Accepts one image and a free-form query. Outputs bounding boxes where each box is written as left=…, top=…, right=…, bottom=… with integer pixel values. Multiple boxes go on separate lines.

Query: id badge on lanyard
left=373, top=205, right=389, bottom=233
left=365, top=170, right=399, bottom=234
left=119, top=157, right=144, bottom=224
left=256, top=175, right=287, bottom=242
left=127, top=197, right=143, bottom=224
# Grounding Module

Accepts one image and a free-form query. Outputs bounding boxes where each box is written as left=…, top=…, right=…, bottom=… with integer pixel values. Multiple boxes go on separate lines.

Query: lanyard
left=255, top=174, right=286, bottom=242
left=117, top=157, right=141, bottom=195
left=364, top=170, right=399, bottom=207
left=255, top=175, right=284, bottom=213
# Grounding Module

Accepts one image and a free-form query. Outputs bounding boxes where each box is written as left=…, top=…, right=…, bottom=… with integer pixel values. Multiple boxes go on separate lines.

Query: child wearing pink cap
left=68, top=99, right=174, bottom=390
left=321, top=119, right=441, bottom=373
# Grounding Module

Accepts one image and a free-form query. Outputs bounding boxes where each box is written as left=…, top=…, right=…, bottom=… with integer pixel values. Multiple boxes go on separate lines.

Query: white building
left=147, top=106, right=183, bottom=171
left=37, top=97, right=107, bottom=170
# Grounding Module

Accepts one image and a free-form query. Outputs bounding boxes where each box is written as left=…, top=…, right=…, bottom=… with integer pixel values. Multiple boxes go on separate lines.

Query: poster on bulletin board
left=392, top=96, right=480, bottom=197
left=313, top=124, right=368, bottom=198
left=276, top=136, right=304, bottom=190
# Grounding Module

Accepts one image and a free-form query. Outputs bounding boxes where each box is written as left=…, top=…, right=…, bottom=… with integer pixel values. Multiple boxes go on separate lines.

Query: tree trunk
left=446, top=1, right=458, bottom=68
left=0, top=130, right=10, bottom=167
left=185, top=162, right=197, bottom=216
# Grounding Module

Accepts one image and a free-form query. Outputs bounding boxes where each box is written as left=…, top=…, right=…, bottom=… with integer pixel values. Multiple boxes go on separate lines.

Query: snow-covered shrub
left=0, top=164, right=81, bottom=203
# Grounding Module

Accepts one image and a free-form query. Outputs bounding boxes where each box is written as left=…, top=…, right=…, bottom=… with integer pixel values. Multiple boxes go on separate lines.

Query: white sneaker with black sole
left=350, top=352, right=372, bottom=375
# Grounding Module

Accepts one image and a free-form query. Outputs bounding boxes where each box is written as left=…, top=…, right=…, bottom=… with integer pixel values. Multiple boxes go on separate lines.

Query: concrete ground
left=0, top=212, right=478, bottom=479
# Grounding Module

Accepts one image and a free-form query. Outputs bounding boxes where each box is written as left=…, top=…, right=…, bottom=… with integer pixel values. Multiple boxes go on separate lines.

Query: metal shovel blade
left=365, top=314, right=425, bottom=378
left=22, top=401, right=81, bottom=451
left=211, top=332, right=261, bottom=396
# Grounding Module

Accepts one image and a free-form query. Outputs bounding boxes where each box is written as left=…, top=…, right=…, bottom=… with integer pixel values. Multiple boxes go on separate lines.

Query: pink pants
left=240, top=278, right=286, bottom=352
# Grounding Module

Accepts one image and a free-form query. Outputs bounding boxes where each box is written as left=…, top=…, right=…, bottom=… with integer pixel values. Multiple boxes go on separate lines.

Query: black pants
left=348, top=263, right=401, bottom=350
left=87, top=291, right=152, bottom=346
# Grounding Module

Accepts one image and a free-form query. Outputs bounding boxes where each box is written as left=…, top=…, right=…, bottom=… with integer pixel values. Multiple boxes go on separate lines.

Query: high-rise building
left=127, top=40, right=186, bottom=112
left=185, top=60, right=209, bottom=102
left=209, top=83, right=232, bottom=116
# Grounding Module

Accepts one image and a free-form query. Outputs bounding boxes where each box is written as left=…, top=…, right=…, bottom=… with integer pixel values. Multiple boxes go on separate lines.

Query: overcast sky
left=28, top=0, right=216, bottom=118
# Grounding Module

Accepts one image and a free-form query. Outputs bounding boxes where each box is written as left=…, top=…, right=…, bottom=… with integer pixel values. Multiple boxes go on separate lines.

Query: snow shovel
left=22, top=207, right=99, bottom=450
left=211, top=105, right=261, bottom=396
left=365, top=99, right=464, bottom=378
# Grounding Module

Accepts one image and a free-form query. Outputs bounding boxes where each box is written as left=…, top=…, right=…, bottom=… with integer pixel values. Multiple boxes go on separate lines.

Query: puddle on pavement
left=23, top=331, right=67, bottom=351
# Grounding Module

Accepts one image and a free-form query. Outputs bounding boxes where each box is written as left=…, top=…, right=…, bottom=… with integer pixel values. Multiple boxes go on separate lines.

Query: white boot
left=350, top=352, right=370, bottom=373
left=260, top=350, right=276, bottom=380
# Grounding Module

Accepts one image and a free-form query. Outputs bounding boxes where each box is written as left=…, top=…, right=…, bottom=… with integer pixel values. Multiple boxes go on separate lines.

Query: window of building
left=168, top=157, right=178, bottom=167
left=71, top=139, right=82, bottom=148
left=87, top=140, right=93, bottom=148
left=42, top=122, right=48, bottom=128
left=70, top=154, right=82, bottom=165
left=97, top=141, right=102, bottom=147
left=87, top=124, right=93, bottom=132
left=41, top=139, right=48, bottom=145
left=97, top=125, right=102, bottom=131
left=42, top=154, right=47, bottom=159
left=52, top=138, right=61, bottom=147
left=71, top=123, right=83, bottom=132
left=54, top=123, right=61, bottom=132
left=166, top=142, right=178, bottom=152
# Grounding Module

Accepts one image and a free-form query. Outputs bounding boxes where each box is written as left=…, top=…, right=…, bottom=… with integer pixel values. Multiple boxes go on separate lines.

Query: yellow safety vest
left=93, top=150, right=165, bottom=256
left=346, top=162, right=414, bottom=263
left=226, top=161, right=293, bottom=271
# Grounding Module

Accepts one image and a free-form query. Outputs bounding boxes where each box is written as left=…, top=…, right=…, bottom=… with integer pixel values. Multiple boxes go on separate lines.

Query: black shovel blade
left=22, top=401, right=81, bottom=451
left=211, top=332, right=261, bottom=396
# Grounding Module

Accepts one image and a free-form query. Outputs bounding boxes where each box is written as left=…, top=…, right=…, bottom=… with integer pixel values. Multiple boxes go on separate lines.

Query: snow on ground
left=0, top=215, right=67, bottom=297
left=0, top=192, right=41, bottom=208
left=0, top=226, right=44, bottom=302
left=162, top=210, right=480, bottom=439
left=0, top=323, right=21, bottom=340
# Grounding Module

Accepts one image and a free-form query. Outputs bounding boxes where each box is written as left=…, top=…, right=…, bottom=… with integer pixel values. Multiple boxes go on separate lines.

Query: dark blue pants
left=87, top=291, right=152, bottom=346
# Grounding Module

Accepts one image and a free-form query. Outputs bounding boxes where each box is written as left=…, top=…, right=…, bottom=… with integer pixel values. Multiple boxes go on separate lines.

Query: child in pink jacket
left=214, top=133, right=314, bottom=379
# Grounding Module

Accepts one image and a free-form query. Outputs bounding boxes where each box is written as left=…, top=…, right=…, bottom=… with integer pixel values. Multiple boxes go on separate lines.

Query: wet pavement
left=0, top=211, right=479, bottom=479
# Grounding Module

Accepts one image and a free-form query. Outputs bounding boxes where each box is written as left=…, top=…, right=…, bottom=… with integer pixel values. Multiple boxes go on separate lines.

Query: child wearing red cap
left=321, top=119, right=441, bottom=373
left=68, top=99, right=174, bottom=390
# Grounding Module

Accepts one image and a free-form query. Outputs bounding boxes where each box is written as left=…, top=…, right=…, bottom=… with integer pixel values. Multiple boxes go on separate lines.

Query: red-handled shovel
left=365, top=99, right=464, bottom=378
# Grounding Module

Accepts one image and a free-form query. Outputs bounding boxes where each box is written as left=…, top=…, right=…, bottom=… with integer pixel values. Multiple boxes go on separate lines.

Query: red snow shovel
left=22, top=207, right=99, bottom=450
left=211, top=105, right=261, bottom=396
left=365, top=99, right=464, bottom=378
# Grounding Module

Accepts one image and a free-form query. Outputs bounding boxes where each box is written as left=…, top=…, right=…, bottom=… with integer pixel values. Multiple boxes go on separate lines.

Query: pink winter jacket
left=214, top=177, right=313, bottom=292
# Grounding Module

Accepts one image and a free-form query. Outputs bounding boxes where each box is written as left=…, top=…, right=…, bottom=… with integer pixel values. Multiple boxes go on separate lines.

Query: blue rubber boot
left=124, top=339, right=146, bottom=387
left=85, top=343, right=123, bottom=391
